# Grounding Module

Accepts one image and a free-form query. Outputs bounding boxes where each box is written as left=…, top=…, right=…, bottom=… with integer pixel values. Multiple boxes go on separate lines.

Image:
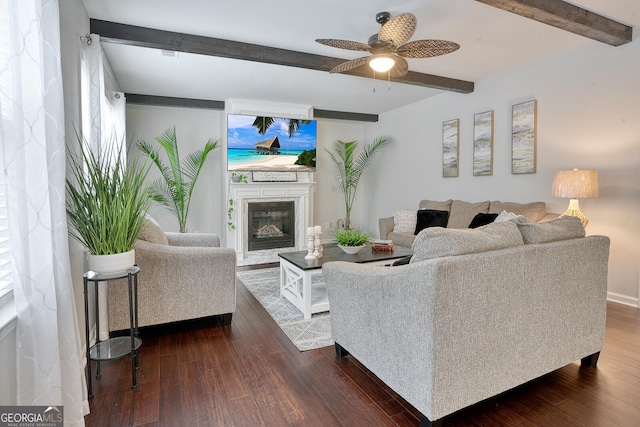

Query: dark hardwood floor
left=85, top=264, right=640, bottom=426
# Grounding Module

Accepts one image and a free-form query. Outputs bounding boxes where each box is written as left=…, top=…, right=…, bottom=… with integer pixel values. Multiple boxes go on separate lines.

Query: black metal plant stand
left=83, top=266, right=141, bottom=398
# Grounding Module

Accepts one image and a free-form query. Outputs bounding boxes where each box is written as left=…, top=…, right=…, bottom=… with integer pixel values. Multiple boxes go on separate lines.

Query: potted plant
left=334, top=228, right=370, bottom=254
left=137, top=126, right=218, bottom=233
left=230, top=171, right=248, bottom=183
left=326, top=137, right=391, bottom=229
left=66, top=135, right=152, bottom=273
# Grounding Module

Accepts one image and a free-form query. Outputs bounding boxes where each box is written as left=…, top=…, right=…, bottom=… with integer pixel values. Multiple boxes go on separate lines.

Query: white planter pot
left=87, top=250, right=135, bottom=274
left=337, top=244, right=365, bottom=254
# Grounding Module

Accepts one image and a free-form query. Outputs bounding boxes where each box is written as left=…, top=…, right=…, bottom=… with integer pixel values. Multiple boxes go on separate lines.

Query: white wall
left=314, top=118, right=367, bottom=234
left=126, top=104, right=224, bottom=234
left=125, top=107, right=366, bottom=239
left=365, top=41, right=640, bottom=305
left=59, top=0, right=91, bottom=350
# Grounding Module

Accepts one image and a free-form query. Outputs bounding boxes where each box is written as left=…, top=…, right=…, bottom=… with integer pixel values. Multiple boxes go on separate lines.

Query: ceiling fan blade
left=389, top=56, right=408, bottom=77
left=378, top=13, right=416, bottom=47
left=316, top=39, right=371, bottom=52
left=329, top=56, right=370, bottom=74
left=397, top=39, right=460, bottom=58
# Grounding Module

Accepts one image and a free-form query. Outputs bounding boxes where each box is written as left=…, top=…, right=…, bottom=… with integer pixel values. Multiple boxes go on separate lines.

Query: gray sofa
left=108, top=219, right=237, bottom=331
left=379, top=199, right=557, bottom=247
left=324, top=217, right=609, bottom=426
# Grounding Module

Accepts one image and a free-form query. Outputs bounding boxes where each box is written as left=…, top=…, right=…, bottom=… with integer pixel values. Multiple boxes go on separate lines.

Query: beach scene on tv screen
left=227, top=114, right=317, bottom=172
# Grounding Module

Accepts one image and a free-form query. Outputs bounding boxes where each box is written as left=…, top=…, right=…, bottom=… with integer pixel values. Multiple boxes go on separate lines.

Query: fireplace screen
left=247, top=201, right=295, bottom=251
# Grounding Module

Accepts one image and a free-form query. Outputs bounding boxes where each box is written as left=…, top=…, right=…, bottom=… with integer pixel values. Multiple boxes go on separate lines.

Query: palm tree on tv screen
left=252, top=116, right=311, bottom=138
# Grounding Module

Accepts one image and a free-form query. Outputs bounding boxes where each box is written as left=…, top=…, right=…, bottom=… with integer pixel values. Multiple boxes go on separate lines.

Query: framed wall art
left=473, top=110, right=494, bottom=176
left=512, top=100, right=537, bottom=174
left=442, top=119, right=459, bottom=177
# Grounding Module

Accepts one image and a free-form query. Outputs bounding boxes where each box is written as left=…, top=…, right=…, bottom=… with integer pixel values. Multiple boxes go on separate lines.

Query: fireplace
left=226, top=178, right=314, bottom=265
left=247, top=201, right=295, bottom=251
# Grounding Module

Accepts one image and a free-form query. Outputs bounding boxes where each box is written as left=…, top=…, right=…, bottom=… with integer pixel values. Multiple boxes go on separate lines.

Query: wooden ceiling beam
left=90, top=19, right=474, bottom=94
left=125, top=94, right=225, bottom=110
left=475, top=0, right=632, bottom=46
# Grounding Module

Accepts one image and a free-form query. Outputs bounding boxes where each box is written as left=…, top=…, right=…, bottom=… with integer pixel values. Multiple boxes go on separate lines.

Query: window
left=0, top=0, right=14, bottom=308
left=0, top=167, right=11, bottom=308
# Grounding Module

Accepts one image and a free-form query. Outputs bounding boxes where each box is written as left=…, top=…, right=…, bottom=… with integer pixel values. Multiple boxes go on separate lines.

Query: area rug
left=236, top=267, right=333, bottom=351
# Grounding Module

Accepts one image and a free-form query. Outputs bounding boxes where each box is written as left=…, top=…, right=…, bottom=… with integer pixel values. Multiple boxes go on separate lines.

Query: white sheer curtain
left=0, top=0, right=88, bottom=425
left=80, top=36, right=127, bottom=340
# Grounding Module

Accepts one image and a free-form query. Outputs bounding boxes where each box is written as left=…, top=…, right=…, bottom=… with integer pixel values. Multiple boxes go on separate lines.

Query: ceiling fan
left=316, top=11, right=460, bottom=77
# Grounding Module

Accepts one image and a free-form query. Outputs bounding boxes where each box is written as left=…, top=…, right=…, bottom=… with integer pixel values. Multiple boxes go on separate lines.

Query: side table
left=83, top=266, right=141, bottom=398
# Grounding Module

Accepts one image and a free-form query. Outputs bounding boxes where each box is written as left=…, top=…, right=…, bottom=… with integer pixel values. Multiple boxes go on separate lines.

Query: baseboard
left=607, top=292, right=639, bottom=308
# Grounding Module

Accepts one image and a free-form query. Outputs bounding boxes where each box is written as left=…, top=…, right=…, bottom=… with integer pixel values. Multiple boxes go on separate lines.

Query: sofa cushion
left=418, top=199, right=453, bottom=212
left=139, top=217, right=169, bottom=245
left=387, top=231, right=417, bottom=248
left=489, top=201, right=546, bottom=222
left=414, top=209, right=449, bottom=234
left=468, top=213, right=498, bottom=228
left=393, top=210, right=417, bottom=233
left=447, top=200, right=490, bottom=229
left=515, top=216, right=585, bottom=244
left=410, top=220, right=524, bottom=263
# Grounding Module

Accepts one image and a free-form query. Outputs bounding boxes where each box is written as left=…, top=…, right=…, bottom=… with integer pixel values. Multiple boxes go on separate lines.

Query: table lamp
left=552, top=168, right=598, bottom=227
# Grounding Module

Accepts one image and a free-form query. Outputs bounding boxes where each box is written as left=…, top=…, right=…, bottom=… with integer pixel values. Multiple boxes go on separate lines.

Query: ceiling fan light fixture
left=369, top=54, right=395, bottom=72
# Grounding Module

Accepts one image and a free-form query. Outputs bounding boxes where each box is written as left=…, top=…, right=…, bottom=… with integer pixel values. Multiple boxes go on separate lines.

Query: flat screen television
left=227, top=114, right=317, bottom=172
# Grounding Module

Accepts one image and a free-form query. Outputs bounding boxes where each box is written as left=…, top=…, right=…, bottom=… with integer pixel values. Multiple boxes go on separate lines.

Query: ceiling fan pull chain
left=388, top=70, right=391, bottom=91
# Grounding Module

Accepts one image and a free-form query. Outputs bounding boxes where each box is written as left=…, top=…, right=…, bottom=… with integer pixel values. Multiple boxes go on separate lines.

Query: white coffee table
left=278, top=243, right=413, bottom=319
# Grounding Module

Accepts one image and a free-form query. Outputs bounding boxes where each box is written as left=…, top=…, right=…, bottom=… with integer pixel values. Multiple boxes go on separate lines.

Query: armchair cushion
left=166, top=232, right=220, bottom=247
left=139, top=218, right=169, bottom=245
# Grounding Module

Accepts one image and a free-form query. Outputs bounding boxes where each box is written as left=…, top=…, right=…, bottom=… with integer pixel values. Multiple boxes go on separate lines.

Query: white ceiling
left=81, top=0, right=639, bottom=115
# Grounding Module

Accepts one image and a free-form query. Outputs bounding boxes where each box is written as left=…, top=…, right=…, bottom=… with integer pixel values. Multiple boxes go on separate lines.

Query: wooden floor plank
left=84, top=266, right=640, bottom=427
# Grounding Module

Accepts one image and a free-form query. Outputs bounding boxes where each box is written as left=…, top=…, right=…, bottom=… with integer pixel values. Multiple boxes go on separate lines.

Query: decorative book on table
left=371, top=239, right=395, bottom=252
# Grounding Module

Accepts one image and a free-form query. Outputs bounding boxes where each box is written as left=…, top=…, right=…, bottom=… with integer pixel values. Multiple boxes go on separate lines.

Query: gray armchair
left=107, top=219, right=236, bottom=331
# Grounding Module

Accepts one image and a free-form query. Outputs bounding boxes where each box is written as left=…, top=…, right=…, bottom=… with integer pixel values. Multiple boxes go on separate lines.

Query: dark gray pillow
left=468, top=213, right=498, bottom=229
left=414, top=209, right=449, bottom=235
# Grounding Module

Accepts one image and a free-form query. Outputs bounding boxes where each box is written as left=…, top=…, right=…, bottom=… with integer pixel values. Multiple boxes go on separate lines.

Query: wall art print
left=512, top=100, right=537, bottom=174
left=473, top=110, right=494, bottom=176
left=442, top=118, right=459, bottom=177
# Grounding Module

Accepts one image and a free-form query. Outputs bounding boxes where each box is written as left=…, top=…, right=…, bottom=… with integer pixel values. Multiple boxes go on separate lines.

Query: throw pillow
left=392, top=255, right=412, bottom=266
left=410, top=220, right=524, bottom=263
left=414, top=209, right=449, bottom=234
left=489, top=201, right=546, bottom=222
left=494, top=210, right=520, bottom=223
left=393, top=210, right=417, bottom=233
left=138, top=217, right=169, bottom=245
left=468, top=213, right=498, bottom=229
left=515, top=216, right=585, bottom=244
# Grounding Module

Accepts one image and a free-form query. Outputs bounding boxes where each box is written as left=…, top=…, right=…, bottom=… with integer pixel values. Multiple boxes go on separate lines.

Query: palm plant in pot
left=137, top=126, right=218, bottom=233
left=326, top=136, right=391, bottom=230
left=66, top=135, right=152, bottom=274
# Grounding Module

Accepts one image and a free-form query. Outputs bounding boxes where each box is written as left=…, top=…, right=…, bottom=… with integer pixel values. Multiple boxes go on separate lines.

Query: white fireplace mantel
left=227, top=180, right=315, bottom=265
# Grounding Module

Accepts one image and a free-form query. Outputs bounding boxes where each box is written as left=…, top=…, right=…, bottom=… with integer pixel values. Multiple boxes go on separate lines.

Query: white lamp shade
left=552, top=169, right=599, bottom=199
left=369, top=54, right=395, bottom=72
